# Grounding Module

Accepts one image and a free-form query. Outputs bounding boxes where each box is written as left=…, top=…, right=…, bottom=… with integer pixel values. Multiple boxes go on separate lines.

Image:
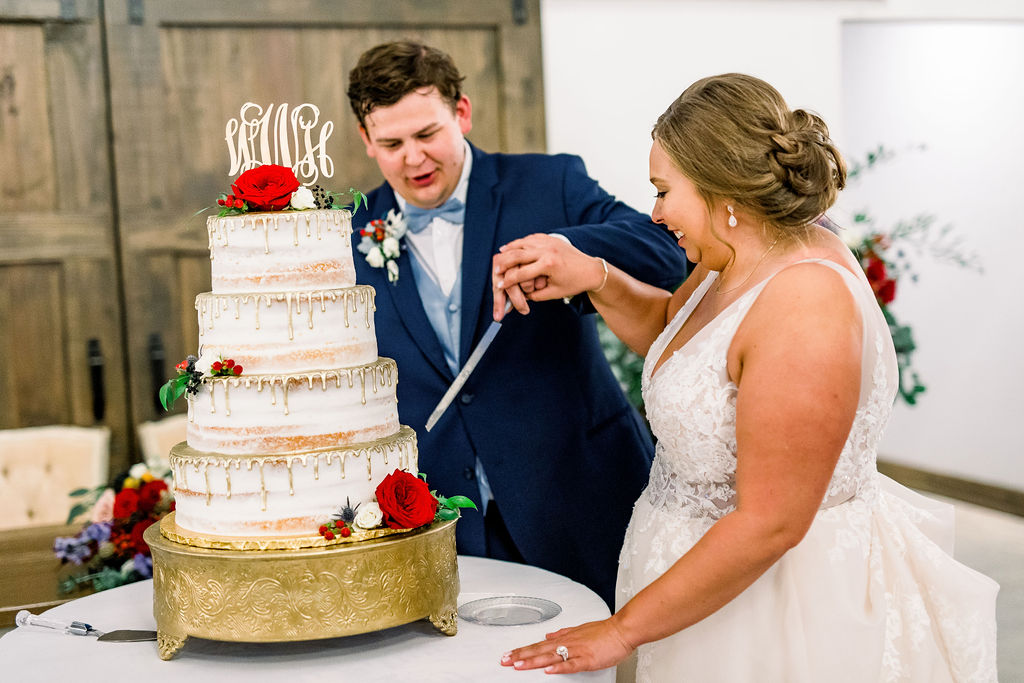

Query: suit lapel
left=367, top=187, right=453, bottom=380
left=459, top=144, right=502, bottom=365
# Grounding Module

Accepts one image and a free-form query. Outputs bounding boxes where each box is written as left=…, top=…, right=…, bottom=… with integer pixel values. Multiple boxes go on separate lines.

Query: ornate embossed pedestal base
left=144, top=518, right=458, bottom=660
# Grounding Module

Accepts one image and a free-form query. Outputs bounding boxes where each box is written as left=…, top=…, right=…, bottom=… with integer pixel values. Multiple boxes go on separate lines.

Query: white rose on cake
left=193, top=354, right=214, bottom=376
left=289, top=186, right=316, bottom=210
left=354, top=501, right=383, bottom=529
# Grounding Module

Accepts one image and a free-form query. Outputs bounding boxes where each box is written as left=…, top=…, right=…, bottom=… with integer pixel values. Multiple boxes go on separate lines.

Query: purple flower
left=53, top=535, right=93, bottom=565
left=133, top=553, right=152, bottom=579
left=83, top=522, right=112, bottom=544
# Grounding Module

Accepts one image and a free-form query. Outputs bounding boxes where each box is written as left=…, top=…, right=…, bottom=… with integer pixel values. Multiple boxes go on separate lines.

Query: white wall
left=541, top=0, right=1024, bottom=490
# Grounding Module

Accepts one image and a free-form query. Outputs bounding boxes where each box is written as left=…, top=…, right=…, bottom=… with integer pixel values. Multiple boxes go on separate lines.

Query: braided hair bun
left=654, top=74, right=846, bottom=235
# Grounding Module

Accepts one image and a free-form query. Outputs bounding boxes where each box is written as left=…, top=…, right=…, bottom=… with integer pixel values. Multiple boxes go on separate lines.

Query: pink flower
left=91, top=488, right=115, bottom=523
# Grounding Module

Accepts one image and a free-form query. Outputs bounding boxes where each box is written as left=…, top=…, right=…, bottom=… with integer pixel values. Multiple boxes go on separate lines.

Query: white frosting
left=170, top=205, right=418, bottom=540
left=207, top=210, right=355, bottom=292
left=196, top=286, right=377, bottom=374
left=171, top=427, right=418, bottom=537
left=186, top=359, right=400, bottom=455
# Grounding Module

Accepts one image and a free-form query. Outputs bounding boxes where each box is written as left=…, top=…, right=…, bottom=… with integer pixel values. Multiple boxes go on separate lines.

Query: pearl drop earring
left=727, top=205, right=737, bottom=228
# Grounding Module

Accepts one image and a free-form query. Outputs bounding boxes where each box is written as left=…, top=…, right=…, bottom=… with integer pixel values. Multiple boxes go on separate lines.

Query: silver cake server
left=425, top=301, right=512, bottom=432
left=16, top=610, right=157, bottom=642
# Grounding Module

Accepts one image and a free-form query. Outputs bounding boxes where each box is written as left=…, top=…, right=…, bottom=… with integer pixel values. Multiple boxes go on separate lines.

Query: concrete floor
left=945, top=496, right=1024, bottom=681
left=2, top=496, right=1020, bottom=678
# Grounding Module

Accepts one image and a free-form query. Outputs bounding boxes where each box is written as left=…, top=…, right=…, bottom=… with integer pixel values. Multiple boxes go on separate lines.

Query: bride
left=492, top=74, right=998, bottom=681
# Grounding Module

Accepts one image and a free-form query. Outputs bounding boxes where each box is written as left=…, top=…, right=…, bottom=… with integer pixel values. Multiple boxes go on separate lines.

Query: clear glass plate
left=459, top=595, right=562, bottom=626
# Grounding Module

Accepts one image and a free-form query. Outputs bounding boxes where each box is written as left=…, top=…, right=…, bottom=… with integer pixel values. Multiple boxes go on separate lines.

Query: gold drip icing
left=195, top=286, right=373, bottom=336
left=284, top=292, right=294, bottom=340
left=199, top=358, right=397, bottom=417
left=259, top=462, right=267, bottom=511
left=204, top=463, right=211, bottom=505
left=168, top=428, right=417, bottom=523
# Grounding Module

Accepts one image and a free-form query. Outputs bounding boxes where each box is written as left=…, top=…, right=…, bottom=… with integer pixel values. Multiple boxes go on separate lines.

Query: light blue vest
left=408, top=250, right=462, bottom=376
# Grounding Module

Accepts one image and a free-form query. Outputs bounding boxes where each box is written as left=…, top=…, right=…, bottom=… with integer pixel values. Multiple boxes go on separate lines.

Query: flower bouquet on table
left=54, top=463, right=174, bottom=594
left=317, top=470, right=476, bottom=542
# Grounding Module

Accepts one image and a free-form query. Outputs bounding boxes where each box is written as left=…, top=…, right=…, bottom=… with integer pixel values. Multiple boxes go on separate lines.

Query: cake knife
left=425, top=301, right=512, bottom=432
left=16, top=610, right=157, bottom=642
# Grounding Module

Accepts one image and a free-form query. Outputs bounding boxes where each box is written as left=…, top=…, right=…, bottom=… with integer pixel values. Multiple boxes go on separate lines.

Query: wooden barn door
left=0, top=1, right=131, bottom=470
left=102, top=0, right=546, bottom=434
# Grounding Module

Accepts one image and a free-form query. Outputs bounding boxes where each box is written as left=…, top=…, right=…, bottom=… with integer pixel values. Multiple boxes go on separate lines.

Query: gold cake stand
left=144, top=516, right=459, bottom=660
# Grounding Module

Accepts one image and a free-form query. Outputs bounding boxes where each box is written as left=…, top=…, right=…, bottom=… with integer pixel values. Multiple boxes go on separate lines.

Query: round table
left=0, top=556, right=614, bottom=682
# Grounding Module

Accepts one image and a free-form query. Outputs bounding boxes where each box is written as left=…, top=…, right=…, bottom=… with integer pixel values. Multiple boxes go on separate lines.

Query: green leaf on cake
left=348, top=188, right=366, bottom=215
left=437, top=508, right=459, bottom=521
left=444, top=495, right=478, bottom=511
left=159, top=375, right=189, bottom=412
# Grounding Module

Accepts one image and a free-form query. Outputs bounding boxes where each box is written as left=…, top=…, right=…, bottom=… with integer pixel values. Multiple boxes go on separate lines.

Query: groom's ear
left=358, top=126, right=377, bottom=159
left=455, top=95, right=473, bottom=136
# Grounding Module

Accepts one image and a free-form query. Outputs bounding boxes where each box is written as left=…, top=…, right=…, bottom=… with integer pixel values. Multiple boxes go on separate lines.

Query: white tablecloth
left=0, top=556, right=614, bottom=682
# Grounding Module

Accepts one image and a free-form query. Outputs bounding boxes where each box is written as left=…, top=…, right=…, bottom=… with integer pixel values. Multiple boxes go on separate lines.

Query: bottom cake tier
left=169, top=425, right=417, bottom=538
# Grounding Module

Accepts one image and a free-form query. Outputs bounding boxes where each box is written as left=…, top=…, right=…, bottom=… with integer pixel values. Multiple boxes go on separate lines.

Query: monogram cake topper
left=225, top=102, right=334, bottom=185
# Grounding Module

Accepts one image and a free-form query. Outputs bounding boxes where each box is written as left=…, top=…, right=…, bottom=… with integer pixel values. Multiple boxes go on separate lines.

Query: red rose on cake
left=231, top=164, right=300, bottom=211
left=375, top=470, right=438, bottom=529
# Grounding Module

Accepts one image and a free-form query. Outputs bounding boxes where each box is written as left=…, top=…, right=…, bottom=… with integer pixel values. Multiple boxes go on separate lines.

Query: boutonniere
left=357, top=209, right=407, bottom=283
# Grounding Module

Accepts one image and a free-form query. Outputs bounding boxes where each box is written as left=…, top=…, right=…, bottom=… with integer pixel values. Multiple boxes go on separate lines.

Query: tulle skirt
left=615, top=476, right=999, bottom=682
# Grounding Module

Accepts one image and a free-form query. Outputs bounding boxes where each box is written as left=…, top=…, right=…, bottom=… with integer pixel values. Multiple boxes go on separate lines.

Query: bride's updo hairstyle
left=653, top=74, right=846, bottom=238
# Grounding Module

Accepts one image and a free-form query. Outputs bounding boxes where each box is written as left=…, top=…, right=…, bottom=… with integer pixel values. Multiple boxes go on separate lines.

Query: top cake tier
left=207, top=209, right=355, bottom=293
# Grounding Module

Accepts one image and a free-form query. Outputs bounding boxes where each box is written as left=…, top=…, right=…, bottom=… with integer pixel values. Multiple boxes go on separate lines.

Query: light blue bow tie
left=404, top=197, right=465, bottom=234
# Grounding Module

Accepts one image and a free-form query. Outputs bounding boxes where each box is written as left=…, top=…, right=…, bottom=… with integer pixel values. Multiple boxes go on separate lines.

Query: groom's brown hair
left=347, top=41, right=466, bottom=128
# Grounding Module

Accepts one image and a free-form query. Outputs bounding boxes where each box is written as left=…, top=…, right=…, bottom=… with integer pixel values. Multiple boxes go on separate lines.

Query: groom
left=346, top=41, right=685, bottom=606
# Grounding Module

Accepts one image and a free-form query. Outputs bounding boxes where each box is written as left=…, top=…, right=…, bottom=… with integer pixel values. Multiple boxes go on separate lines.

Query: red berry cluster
left=359, top=219, right=387, bottom=243
left=217, top=194, right=246, bottom=209
left=210, top=358, right=243, bottom=377
left=318, top=520, right=352, bottom=541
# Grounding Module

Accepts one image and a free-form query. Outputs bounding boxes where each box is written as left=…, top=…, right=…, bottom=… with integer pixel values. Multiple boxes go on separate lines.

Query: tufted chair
left=136, top=414, right=187, bottom=474
left=0, top=426, right=110, bottom=531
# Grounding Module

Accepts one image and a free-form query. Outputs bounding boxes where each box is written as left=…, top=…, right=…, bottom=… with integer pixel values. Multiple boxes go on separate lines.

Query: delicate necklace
left=715, top=236, right=781, bottom=295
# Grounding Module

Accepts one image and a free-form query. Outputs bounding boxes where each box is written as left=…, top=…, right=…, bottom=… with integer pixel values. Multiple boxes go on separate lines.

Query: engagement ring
left=556, top=645, right=569, bottom=662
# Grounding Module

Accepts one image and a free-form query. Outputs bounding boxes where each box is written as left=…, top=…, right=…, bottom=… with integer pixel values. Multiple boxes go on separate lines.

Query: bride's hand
left=499, top=617, right=635, bottom=674
left=492, top=234, right=607, bottom=321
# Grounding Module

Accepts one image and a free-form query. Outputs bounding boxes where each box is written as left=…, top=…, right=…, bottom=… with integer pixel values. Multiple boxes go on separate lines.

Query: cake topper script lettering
left=225, top=102, right=334, bottom=185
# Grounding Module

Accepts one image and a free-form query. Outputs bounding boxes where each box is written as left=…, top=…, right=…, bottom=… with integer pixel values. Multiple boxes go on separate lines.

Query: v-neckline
left=649, top=270, right=762, bottom=382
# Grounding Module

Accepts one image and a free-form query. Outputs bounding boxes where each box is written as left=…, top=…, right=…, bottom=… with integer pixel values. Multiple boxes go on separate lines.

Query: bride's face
left=649, top=140, right=730, bottom=270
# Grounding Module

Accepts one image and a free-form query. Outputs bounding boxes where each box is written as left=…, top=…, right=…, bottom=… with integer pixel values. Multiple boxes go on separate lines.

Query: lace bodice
left=617, top=259, right=998, bottom=683
left=639, top=259, right=898, bottom=524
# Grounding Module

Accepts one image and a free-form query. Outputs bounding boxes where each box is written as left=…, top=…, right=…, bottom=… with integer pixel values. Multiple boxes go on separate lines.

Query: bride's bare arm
left=502, top=263, right=862, bottom=673
left=491, top=233, right=691, bottom=356
left=613, top=263, right=862, bottom=646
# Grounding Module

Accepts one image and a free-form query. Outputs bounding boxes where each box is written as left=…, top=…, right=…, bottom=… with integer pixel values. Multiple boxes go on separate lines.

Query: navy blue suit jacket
left=352, top=143, right=686, bottom=605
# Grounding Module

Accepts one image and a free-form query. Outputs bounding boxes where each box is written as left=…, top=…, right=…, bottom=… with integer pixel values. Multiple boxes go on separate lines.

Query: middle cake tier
left=196, top=285, right=377, bottom=375
left=187, top=358, right=400, bottom=455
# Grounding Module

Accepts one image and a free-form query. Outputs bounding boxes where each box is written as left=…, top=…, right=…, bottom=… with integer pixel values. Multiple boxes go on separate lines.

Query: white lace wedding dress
left=616, top=259, right=999, bottom=682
